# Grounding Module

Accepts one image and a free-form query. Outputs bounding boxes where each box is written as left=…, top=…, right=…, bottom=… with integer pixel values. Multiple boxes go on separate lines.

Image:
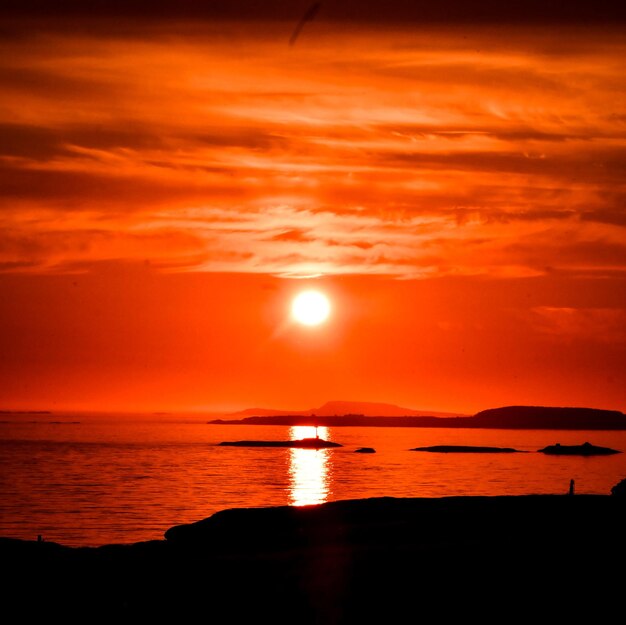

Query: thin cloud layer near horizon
left=0, top=2, right=624, bottom=414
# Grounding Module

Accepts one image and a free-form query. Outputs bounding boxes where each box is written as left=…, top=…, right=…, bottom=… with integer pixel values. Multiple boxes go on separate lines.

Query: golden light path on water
left=288, top=426, right=331, bottom=506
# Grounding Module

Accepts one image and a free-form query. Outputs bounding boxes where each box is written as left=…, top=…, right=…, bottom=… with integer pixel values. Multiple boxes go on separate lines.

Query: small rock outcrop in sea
left=538, top=442, right=620, bottom=456
left=354, top=447, right=376, bottom=453
left=218, top=438, right=342, bottom=449
left=410, top=445, right=520, bottom=453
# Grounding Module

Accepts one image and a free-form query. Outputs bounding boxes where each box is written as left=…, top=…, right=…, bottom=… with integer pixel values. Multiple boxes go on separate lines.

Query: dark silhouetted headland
left=469, top=406, right=626, bottom=429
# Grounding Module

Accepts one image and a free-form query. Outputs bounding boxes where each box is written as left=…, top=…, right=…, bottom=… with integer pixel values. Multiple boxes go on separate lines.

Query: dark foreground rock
left=2, top=495, right=626, bottom=622
left=612, top=478, right=626, bottom=496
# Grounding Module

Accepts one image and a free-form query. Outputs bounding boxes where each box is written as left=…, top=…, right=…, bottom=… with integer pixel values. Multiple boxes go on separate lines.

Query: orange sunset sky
left=1, top=1, right=625, bottom=414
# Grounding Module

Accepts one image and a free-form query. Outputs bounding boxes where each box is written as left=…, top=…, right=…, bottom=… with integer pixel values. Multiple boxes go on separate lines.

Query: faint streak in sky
left=289, top=2, right=321, bottom=46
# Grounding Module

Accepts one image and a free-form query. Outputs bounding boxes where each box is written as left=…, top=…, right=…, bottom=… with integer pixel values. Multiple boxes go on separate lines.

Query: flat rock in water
left=218, top=437, right=342, bottom=449
left=410, top=445, right=521, bottom=453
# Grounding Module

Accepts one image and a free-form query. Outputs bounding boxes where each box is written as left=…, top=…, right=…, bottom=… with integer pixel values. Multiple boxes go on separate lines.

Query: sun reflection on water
left=288, top=425, right=331, bottom=506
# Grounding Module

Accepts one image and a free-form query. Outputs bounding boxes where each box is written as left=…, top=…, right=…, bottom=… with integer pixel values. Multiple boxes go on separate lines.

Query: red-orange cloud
left=0, top=20, right=624, bottom=282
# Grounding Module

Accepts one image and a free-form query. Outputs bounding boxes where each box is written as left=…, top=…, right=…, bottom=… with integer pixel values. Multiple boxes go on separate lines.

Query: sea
left=2, top=412, right=626, bottom=547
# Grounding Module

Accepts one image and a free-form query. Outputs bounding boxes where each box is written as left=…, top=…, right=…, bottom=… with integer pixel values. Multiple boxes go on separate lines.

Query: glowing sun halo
left=291, top=290, right=331, bottom=326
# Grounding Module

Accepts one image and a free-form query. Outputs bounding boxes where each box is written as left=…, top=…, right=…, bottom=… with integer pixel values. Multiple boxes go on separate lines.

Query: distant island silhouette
left=0, top=410, right=52, bottom=414
left=210, top=403, right=626, bottom=430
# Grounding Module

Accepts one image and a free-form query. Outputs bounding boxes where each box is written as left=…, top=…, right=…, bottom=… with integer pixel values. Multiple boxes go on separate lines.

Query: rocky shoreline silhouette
left=3, top=487, right=626, bottom=621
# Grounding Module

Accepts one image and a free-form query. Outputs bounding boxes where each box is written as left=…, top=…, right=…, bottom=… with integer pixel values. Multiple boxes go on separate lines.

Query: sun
left=291, top=290, right=331, bottom=326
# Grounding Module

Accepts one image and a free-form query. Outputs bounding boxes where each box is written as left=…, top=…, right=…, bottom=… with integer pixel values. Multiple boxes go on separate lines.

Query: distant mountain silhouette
left=212, top=404, right=626, bottom=429
left=229, top=400, right=462, bottom=418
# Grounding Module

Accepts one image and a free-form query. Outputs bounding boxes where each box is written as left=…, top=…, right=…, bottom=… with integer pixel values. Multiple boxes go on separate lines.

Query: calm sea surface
left=2, top=412, right=626, bottom=547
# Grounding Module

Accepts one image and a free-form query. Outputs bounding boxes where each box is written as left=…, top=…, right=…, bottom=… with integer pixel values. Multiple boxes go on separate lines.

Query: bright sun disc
left=291, top=290, right=331, bottom=326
